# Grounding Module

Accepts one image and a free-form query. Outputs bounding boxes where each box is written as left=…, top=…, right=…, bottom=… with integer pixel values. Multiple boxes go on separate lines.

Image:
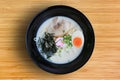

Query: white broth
left=35, top=16, right=84, bottom=64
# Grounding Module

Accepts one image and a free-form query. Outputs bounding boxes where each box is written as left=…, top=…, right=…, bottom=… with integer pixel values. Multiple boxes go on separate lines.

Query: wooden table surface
left=0, top=0, right=120, bottom=80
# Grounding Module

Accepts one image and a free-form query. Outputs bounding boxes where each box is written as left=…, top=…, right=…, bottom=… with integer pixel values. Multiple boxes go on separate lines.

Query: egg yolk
left=73, top=37, right=82, bottom=48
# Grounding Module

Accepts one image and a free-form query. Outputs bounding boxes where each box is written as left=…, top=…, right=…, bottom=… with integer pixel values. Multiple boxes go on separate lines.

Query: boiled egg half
left=72, top=30, right=84, bottom=48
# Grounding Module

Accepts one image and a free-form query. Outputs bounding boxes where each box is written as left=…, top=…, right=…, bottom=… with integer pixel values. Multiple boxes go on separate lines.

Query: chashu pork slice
left=47, top=17, right=73, bottom=37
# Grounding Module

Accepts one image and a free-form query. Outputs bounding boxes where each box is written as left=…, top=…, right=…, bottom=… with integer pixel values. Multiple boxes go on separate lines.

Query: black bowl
left=26, top=5, right=95, bottom=74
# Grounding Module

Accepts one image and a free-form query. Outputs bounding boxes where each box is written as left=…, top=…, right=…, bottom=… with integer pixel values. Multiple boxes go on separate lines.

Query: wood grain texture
left=0, top=0, right=120, bottom=80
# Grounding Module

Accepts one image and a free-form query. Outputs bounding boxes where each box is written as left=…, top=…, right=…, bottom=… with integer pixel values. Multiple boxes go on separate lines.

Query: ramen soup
left=34, top=16, right=84, bottom=64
